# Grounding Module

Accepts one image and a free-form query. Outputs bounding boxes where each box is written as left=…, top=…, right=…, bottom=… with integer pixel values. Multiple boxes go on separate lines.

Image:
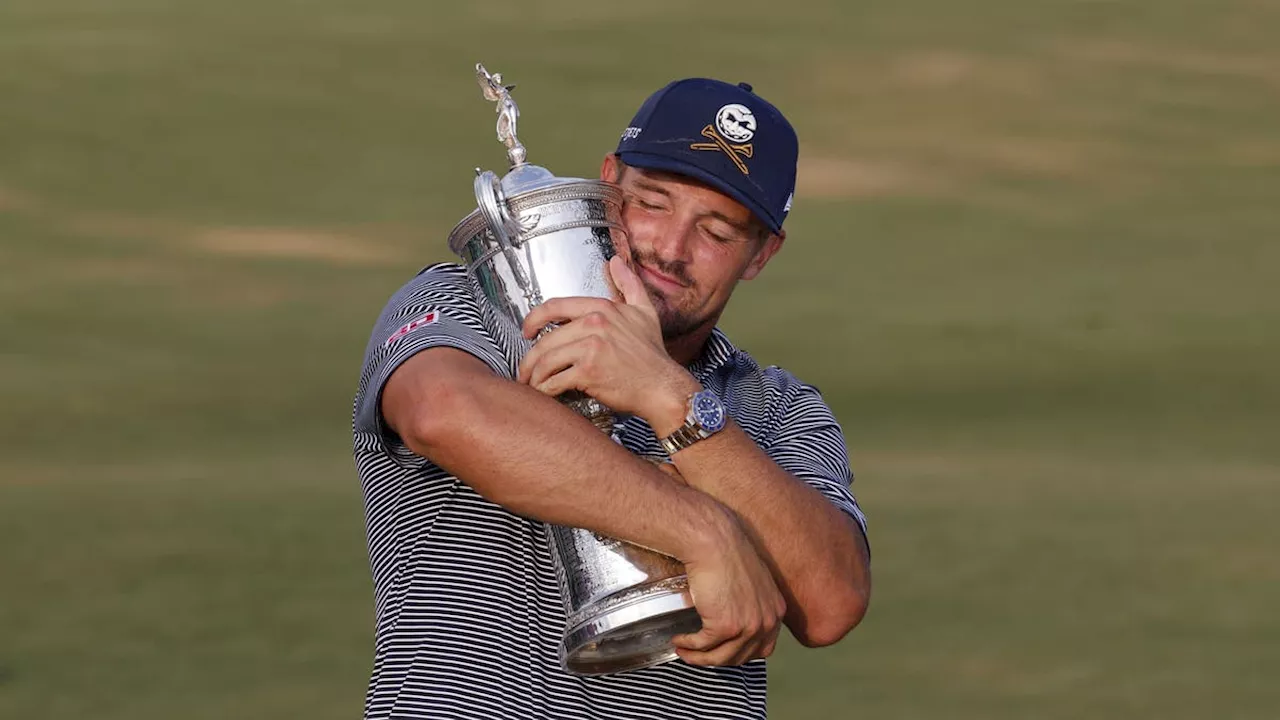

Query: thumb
left=609, top=255, right=653, bottom=310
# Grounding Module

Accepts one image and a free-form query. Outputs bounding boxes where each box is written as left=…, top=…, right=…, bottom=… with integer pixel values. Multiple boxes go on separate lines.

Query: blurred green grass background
left=2, top=1, right=1278, bottom=718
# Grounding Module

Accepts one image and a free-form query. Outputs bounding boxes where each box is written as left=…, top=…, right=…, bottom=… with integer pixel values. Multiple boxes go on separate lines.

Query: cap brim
left=617, top=151, right=782, bottom=234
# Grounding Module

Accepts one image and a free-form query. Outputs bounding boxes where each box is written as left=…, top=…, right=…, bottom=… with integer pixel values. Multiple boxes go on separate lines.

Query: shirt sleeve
left=763, top=381, right=869, bottom=541
left=352, top=264, right=514, bottom=469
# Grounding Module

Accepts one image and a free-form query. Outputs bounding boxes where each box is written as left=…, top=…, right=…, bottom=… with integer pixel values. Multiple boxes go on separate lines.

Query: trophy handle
left=474, top=169, right=542, bottom=308
left=474, top=169, right=520, bottom=249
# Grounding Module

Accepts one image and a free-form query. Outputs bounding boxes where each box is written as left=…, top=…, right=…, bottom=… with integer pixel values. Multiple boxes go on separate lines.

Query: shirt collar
left=685, top=327, right=740, bottom=379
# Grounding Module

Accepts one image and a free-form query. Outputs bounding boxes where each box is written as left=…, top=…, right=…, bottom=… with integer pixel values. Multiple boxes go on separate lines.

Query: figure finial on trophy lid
left=476, top=63, right=527, bottom=167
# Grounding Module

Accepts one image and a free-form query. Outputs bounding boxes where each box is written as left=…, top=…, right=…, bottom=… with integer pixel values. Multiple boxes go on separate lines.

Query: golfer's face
left=611, top=164, right=764, bottom=340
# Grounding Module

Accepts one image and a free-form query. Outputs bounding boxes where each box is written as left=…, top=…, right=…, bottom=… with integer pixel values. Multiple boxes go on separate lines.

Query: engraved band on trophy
left=447, top=64, right=702, bottom=675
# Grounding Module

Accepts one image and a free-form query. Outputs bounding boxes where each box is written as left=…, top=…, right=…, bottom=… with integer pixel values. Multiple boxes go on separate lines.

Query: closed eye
left=624, top=182, right=671, bottom=212
left=702, top=226, right=736, bottom=244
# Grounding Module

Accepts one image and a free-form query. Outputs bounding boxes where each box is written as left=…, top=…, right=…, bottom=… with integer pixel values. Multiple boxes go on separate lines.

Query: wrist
left=672, top=489, right=739, bottom=563
left=645, top=369, right=702, bottom=438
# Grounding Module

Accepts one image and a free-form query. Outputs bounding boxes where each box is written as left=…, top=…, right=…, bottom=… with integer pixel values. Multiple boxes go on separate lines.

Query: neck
left=664, top=319, right=718, bottom=366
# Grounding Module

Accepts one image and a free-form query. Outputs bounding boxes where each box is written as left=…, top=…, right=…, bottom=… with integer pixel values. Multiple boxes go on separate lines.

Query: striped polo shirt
left=352, top=263, right=866, bottom=720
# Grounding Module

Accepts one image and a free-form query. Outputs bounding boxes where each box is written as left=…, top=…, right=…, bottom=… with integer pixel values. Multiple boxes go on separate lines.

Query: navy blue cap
left=616, top=78, right=797, bottom=234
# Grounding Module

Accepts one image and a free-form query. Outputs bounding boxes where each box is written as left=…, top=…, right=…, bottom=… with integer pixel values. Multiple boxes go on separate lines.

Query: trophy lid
left=496, top=161, right=585, bottom=198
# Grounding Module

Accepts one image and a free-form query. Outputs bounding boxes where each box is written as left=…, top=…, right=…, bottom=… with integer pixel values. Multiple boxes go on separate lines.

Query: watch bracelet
left=660, top=423, right=704, bottom=455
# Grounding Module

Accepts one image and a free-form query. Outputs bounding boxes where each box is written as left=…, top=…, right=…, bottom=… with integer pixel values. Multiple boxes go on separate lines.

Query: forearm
left=384, top=350, right=728, bottom=562
left=657, top=410, right=871, bottom=645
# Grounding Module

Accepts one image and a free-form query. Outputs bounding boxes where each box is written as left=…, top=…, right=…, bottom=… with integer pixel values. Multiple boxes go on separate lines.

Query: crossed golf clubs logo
left=690, top=103, right=757, bottom=175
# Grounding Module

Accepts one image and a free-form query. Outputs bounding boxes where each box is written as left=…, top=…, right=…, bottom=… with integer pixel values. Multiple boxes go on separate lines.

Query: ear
left=600, top=153, right=621, bottom=183
left=740, top=229, right=785, bottom=281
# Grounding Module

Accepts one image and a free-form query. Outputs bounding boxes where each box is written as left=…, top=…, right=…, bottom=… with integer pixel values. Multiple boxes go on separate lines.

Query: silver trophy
left=447, top=64, right=701, bottom=675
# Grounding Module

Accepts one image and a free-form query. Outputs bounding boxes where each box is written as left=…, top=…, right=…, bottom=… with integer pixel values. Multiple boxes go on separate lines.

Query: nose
left=648, top=215, right=696, bottom=266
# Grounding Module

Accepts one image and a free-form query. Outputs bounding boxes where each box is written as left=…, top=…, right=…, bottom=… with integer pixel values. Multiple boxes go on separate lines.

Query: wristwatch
left=659, top=389, right=727, bottom=455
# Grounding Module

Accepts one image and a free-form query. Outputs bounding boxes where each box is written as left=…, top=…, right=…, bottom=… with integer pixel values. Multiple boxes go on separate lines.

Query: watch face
left=692, top=390, right=726, bottom=433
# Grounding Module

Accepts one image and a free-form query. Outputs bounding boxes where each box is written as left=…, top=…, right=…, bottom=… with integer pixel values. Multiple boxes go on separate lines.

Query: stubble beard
left=648, top=287, right=702, bottom=341
left=632, top=252, right=703, bottom=341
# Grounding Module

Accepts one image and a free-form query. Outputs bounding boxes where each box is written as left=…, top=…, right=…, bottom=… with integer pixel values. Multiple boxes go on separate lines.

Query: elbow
left=795, top=581, right=871, bottom=648
left=397, top=375, right=481, bottom=458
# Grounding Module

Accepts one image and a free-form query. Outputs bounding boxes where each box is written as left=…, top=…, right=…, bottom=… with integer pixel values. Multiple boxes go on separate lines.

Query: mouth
left=637, top=264, right=687, bottom=294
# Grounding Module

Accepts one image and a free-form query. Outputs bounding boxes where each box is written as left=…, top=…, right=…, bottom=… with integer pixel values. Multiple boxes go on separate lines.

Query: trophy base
left=561, top=585, right=702, bottom=675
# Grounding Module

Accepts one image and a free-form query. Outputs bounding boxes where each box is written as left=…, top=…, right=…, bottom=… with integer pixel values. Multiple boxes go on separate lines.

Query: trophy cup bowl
left=445, top=64, right=701, bottom=675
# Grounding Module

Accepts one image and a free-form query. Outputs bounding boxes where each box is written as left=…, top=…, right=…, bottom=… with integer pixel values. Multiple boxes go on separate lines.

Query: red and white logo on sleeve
left=383, top=311, right=440, bottom=348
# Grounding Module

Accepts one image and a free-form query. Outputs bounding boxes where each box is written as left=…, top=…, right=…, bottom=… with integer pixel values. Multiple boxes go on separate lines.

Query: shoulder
left=414, top=261, right=468, bottom=283
left=371, top=262, right=494, bottom=330
left=387, top=262, right=475, bottom=306
left=716, top=347, right=836, bottom=442
left=721, top=347, right=814, bottom=402
left=360, top=262, right=498, bottom=361
left=698, top=330, right=806, bottom=400
left=353, top=261, right=510, bottom=440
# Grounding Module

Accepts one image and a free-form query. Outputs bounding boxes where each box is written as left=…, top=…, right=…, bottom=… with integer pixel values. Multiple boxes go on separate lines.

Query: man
left=353, top=78, right=870, bottom=719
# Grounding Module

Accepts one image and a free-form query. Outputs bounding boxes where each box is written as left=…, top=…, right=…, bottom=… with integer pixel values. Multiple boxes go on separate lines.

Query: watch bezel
left=690, top=389, right=726, bottom=433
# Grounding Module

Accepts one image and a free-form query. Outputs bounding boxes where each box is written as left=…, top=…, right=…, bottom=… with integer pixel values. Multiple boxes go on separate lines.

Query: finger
left=733, top=624, right=780, bottom=666
left=608, top=255, right=654, bottom=311
left=525, top=338, right=596, bottom=389
left=756, top=635, right=778, bottom=660
left=674, top=637, right=752, bottom=668
left=522, top=297, right=615, bottom=339
left=517, top=320, right=597, bottom=384
left=534, top=365, right=585, bottom=398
